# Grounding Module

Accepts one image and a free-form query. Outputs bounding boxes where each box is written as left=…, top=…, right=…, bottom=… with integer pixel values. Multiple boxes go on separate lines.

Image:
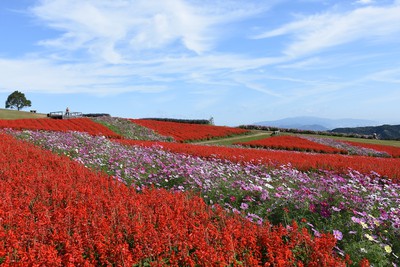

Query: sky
left=0, top=0, right=399, bottom=126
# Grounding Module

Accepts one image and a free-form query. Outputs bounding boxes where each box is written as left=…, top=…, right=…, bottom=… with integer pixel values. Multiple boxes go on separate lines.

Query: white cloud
left=253, top=2, right=400, bottom=58
left=0, top=58, right=167, bottom=95
left=0, top=52, right=285, bottom=96
left=31, top=0, right=266, bottom=63
left=278, top=57, right=323, bottom=69
left=367, top=67, right=400, bottom=83
left=355, top=0, right=374, bottom=5
left=231, top=75, right=284, bottom=97
left=14, top=0, right=287, bottom=96
left=277, top=53, right=384, bottom=70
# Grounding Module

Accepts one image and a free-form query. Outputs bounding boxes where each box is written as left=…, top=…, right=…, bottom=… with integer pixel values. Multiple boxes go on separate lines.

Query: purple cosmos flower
left=240, top=202, right=249, bottom=210
left=333, top=230, right=343, bottom=241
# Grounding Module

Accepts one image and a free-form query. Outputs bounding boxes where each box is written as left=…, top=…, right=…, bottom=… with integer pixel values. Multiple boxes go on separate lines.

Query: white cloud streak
left=0, top=52, right=286, bottom=96
left=355, top=0, right=374, bottom=5
left=367, top=67, right=400, bottom=84
left=254, top=2, right=400, bottom=58
left=0, top=58, right=167, bottom=95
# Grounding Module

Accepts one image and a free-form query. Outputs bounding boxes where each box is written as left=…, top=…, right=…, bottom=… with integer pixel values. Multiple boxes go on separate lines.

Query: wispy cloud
left=278, top=52, right=385, bottom=70
left=367, top=67, right=400, bottom=84
left=0, top=52, right=286, bottom=96
left=278, top=57, right=323, bottom=69
left=31, top=0, right=268, bottom=63
left=355, top=0, right=374, bottom=5
left=13, top=0, right=287, bottom=98
left=230, top=74, right=284, bottom=98
left=1, top=0, right=284, bottom=97
left=0, top=58, right=167, bottom=95
left=253, top=2, right=400, bottom=58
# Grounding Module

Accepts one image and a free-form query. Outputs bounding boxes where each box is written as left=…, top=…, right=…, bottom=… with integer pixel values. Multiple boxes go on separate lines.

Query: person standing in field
left=65, top=107, right=70, bottom=116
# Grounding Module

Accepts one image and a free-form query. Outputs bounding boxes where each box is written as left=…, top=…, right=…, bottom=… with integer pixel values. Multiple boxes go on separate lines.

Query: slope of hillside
left=0, top=108, right=47, bottom=119
left=332, top=124, right=400, bottom=140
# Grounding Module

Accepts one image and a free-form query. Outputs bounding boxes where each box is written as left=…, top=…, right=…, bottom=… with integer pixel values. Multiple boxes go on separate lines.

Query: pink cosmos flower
left=333, top=230, right=343, bottom=241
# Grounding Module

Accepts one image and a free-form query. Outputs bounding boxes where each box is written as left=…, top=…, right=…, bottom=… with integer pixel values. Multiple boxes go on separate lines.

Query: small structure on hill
left=272, top=130, right=280, bottom=136
left=48, top=111, right=82, bottom=119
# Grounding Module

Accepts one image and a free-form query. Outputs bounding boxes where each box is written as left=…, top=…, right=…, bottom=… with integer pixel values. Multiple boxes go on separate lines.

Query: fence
left=48, top=111, right=82, bottom=119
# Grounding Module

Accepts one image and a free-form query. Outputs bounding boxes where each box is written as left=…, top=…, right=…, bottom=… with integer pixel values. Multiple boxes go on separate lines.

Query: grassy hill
left=0, top=108, right=47, bottom=120
left=332, top=124, right=400, bottom=140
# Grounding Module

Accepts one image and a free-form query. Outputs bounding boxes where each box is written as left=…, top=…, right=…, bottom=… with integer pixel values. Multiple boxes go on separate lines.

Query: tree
left=5, top=91, right=32, bottom=111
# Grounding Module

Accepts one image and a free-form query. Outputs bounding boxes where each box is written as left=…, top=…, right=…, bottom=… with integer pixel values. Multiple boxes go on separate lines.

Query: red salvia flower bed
left=131, top=119, right=249, bottom=142
left=117, top=140, right=400, bottom=181
left=343, top=140, right=400, bottom=158
left=236, top=135, right=346, bottom=154
left=0, top=133, right=346, bottom=266
left=0, top=118, right=121, bottom=138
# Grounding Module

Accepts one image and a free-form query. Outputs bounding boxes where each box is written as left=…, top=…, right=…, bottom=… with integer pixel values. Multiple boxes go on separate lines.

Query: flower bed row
left=343, top=141, right=400, bottom=158
left=131, top=119, right=249, bottom=142
left=0, top=118, right=121, bottom=138
left=117, top=140, right=400, bottom=181
left=299, top=136, right=391, bottom=157
left=0, top=132, right=346, bottom=266
left=236, top=135, right=347, bottom=154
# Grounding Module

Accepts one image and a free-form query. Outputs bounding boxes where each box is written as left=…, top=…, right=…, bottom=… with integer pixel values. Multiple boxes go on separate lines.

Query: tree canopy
left=5, top=91, right=32, bottom=111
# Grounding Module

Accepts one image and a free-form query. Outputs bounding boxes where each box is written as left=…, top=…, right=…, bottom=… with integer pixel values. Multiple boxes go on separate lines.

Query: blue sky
left=1, top=0, right=399, bottom=126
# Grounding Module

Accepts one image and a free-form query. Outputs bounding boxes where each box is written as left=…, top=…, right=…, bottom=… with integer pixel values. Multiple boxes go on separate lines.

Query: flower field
left=131, top=119, right=249, bottom=142
left=0, top=118, right=121, bottom=138
left=236, top=135, right=347, bottom=154
left=0, top=132, right=345, bottom=266
left=4, top=128, right=400, bottom=266
left=1, top=116, right=400, bottom=266
left=117, top=139, right=400, bottom=181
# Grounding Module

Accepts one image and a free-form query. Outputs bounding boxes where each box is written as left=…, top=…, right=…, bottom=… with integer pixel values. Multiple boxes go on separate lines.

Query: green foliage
left=0, top=108, right=46, bottom=119
left=332, top=124, right=400, bottom=140
left=343, top=240, right=390, bottom=266
left=5, top=91, right=32, bottom=111
left=141, top=117, right=212, bottom=125
left=91, top=116, right=173, bottom=141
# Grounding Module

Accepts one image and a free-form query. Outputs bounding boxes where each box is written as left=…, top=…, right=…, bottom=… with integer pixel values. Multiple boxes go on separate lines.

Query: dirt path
left=193, top=131, right=270, bottom=145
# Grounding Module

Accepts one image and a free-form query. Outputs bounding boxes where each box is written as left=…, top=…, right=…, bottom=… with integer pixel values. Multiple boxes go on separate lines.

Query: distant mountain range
left=253, top=116, right=378, bottom=131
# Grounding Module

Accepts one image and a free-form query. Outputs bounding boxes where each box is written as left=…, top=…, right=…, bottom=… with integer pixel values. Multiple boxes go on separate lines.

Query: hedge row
left=141, top=118, right=212, bottom=125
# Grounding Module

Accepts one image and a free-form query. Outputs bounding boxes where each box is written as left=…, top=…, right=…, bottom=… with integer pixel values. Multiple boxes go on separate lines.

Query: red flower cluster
left=236, top=135, right=346, bottom=154
left=0, top=133, right=346, bottom=266
left=0, top=118, right=121, bottom=138
left=117, top=140, right=400, bottom=181
left=343, top=141, right=400, bottom=158
left=131, top=119, right=249, bottom=142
